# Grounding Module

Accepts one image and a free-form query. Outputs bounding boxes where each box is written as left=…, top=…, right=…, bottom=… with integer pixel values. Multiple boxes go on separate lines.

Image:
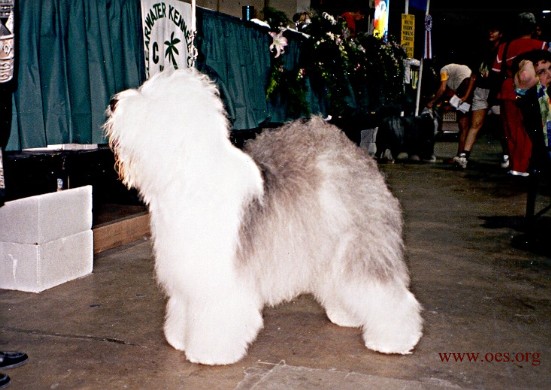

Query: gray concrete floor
left=1, top=131, right=551, bottom=389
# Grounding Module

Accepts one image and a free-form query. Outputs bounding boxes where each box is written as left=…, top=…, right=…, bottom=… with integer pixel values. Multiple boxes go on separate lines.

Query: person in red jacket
left=492, top=12, right=549, bottom=176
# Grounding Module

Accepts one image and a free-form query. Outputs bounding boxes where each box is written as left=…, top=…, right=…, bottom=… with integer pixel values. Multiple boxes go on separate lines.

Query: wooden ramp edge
left=93, top=212, right=150, bottom=254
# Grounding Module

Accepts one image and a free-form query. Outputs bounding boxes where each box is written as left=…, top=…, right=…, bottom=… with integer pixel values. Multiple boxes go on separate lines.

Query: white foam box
left=0, top=186, right=93, bottom=293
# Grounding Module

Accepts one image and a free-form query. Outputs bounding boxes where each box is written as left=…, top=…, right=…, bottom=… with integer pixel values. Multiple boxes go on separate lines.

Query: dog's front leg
left=183, top=290, right=264, bottom=365
left=164, top=294, right=187, bottom=351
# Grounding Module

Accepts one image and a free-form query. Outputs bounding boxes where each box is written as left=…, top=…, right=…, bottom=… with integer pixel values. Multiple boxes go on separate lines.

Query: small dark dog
left=375, top=109, right=438, bottom=162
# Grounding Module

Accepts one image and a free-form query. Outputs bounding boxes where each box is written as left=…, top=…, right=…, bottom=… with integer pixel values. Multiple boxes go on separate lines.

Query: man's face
left=488, top=29, right=502, bottom=43
left=535, top=59, right=551, bottom=88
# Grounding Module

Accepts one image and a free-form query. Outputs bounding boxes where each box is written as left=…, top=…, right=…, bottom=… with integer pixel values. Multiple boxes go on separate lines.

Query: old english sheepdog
left=104, top=68, right=423, bottom=365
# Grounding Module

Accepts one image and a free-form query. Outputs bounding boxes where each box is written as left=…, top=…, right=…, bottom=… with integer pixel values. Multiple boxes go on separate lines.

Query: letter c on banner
left=152, top=42, right=159, bottom=64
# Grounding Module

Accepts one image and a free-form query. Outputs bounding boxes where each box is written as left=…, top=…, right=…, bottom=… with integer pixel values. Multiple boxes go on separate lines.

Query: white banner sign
left=141, top=0, right=193, bottom=78
left=0, top=1, right=15, bottom=83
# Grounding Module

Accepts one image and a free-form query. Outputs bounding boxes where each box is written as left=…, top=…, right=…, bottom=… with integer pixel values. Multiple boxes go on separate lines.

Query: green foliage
left=265, top=10, right=407, bottom=117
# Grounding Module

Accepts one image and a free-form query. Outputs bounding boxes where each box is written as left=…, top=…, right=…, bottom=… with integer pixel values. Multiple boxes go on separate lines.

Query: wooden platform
left=92, top=204, right=150, bottom=254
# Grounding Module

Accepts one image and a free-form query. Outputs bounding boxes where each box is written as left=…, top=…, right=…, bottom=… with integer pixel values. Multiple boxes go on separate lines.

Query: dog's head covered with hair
left=104, top=68, right=423, bottom=365
left=105, top=69, right=241, bottom=196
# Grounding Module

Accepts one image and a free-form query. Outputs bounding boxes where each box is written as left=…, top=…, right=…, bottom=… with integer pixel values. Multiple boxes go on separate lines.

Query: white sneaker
left=507, top=170, right=529, bottom=177
left=500, top=155, right=510, bottom=169
left=453, top=154, right=468, bottom=169
left=422, top=154, right=437, bottom=163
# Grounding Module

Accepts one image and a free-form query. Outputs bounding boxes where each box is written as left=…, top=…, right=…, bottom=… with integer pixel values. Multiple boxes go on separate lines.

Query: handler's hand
left=515, top=59, right=538, bottom=90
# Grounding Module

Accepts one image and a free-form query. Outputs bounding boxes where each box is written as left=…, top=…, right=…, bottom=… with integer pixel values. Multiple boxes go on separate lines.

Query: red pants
left=501, top=99, right=532, bottom=173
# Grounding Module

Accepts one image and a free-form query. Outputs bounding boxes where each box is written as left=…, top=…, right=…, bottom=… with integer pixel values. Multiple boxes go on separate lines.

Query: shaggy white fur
left=104, top=68, right=423, bottom=365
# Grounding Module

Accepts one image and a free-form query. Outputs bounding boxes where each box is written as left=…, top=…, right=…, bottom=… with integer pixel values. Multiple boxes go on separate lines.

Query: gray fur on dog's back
left=238, top=117, right=408, bottom=303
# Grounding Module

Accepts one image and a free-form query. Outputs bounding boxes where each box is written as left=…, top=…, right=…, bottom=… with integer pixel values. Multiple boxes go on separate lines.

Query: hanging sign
left=401, top=14, right=415, bottom=58
left=141, top=0, right=194, bottom=78
left=373, top=0, right=389, bottom=40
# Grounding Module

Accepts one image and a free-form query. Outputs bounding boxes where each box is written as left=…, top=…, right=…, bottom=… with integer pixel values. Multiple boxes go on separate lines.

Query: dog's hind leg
left=323, top=299, right=363, bottom=328
left=351, top=281, right=423, bottom=355
left=164, top=294, right=187, bottom=351
left=317, top=280, right=363, bottom=328
left=315, top=234, right=364, bottom=328
left=318, top=275, right=422, bottom=354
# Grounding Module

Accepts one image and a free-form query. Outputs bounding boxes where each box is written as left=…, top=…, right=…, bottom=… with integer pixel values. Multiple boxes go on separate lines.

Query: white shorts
left=471, top=87, right=490, bottom=111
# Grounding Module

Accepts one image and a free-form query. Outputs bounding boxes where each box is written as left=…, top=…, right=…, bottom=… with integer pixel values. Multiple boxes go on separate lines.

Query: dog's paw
left=364, top=328, right=422, bottom=355
left=182, top=297, right=263, bottom=365
left=326, top=307, right=362, bottom=328
left=163, top=325, right=186, bottom=351
left=184, top=327, right=255, bottom=365
left=362, top=297, right=423, bottom=355
left=164, top=327, right=186, bottom=351
left=163, top=296, right=187, bottom=351
left=186, top=346, right=248, bottom=366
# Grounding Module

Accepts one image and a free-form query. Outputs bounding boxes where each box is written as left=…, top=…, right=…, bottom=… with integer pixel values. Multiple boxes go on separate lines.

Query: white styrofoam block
left=0, top=230, right=93, bottom=293
left=0, top=185, right=92, bottom=244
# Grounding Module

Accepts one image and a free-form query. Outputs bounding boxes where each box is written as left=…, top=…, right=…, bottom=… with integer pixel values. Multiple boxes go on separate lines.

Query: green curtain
left=196, top=8, right=271, bottom=130
left=7, top=0, right=144, bottom=151
left=7, top=3, right=331, bottom=151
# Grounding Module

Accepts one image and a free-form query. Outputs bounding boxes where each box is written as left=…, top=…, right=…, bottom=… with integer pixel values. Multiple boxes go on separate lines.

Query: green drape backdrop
left=196, top=8, right=271, bottom=130
left=195, top=8, right=325, bottom=127
left=6, top=2, right=324, bottom=151
left=7, top=0, right=145, bottom=151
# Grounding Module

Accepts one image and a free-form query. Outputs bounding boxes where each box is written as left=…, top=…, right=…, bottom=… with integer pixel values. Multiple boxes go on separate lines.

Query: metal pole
left=188, top=0, right=198, bottom=68
left=414, top=0, right=431, bottom=116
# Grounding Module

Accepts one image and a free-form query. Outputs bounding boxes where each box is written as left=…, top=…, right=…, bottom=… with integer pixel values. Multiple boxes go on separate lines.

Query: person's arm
left=459, top=74, right=477, bottom=102
left=426, top=79, right=447, bottom=108
left=514, top=59, right=539, bottom=92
